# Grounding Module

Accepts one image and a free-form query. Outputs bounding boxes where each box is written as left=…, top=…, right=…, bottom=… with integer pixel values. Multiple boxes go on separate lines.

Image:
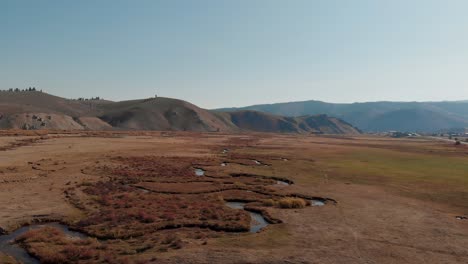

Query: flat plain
left=0, top=131, right=467, bottom=263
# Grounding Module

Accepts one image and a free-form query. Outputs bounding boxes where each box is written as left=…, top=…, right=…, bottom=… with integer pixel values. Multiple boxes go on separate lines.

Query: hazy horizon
left=3, top=0, right=468, bottom=108
left=4, top=89, right=468, bottom=110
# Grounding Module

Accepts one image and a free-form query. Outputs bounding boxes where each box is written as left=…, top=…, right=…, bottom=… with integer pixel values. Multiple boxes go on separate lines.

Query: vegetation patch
left=72, top=181, right=251, bottom=239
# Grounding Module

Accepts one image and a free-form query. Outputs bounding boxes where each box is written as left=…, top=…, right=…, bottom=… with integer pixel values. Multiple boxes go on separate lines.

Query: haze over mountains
left=217, top=100, right=468, bottom=133
left=0, top=91, right=359, bottom=134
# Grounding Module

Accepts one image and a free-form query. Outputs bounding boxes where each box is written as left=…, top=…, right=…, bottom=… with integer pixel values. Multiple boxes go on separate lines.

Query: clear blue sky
left=2, top=0, right=468, bottom=108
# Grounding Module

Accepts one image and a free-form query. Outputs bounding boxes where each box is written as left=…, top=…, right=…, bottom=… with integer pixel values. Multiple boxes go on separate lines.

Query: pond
left=311, top=199, right=326, bottom=206
left=194, top=168, right=205, bottom=176
left=276, top=180, right=290, bottom=186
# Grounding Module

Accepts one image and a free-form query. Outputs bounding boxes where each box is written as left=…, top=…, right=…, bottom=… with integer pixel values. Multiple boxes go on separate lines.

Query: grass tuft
left=278, top=198, right=307, bottom=208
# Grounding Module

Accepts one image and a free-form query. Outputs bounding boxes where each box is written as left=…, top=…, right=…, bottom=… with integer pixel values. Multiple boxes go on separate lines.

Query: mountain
left=216, top=100, right=468, bottom=132
left=218, top=110, right=360, bottom=134
left=364, top=108, right=468, bottom=132
left=0, top=91, right=359, bottom=134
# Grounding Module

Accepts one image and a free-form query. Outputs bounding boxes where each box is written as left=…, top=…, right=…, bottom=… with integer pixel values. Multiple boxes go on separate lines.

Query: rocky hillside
left=0, top=91, right=359, bottom=134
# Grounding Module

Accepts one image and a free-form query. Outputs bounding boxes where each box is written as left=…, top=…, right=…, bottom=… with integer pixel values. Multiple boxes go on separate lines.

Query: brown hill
left=0, top=91, right=359, bottom=134
left=97, top=97, right=237, bottom=132
left=0, top=91, right=97, bottom=116
left=0, top=91, right=110, bottom=130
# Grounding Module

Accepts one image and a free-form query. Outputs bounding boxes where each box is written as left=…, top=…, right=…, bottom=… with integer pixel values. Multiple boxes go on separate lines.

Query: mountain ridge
left=0, top=91, right=359, bottom=134
left=215, top=99, right=468, bottom=132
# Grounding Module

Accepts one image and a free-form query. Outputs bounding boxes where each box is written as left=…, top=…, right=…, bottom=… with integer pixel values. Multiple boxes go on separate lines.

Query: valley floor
left=0, top=131, right=467, bottom=263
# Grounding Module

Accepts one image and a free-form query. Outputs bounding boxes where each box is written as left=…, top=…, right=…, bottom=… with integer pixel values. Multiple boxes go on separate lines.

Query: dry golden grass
left=277, top=198, right=307, bottom=208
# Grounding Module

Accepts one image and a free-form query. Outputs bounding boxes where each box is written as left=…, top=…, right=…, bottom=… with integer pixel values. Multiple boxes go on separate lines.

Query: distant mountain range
left=216, top=100, right=468, bottom=132
left=0, top=91, right=359, bottom=134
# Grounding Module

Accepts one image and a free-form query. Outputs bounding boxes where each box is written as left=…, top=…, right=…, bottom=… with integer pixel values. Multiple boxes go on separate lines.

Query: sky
left=2, top=0, right=468, bottom=108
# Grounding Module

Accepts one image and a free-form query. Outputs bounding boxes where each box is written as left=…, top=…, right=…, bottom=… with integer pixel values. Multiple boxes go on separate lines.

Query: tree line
left=1, top=87, right=103, bottom=101
left=1, top=87, right=42, bottom=92
left=73, top=97, right=102, bottom=101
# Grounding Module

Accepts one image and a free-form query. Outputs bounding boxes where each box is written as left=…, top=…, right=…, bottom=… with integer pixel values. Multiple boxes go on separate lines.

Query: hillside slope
left=0, top=91, right=112, bottom=130
left=97, top=97, right=238, bottom=132
left=0, top=91, right=99, bottom=116
left=222, top=111, right=360, bottom=134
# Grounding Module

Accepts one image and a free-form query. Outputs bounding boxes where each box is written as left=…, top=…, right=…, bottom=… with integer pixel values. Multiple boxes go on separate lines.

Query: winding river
left=0, top=223, right=87, bottom=264
left=225, top=202, right=269, bottom=233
